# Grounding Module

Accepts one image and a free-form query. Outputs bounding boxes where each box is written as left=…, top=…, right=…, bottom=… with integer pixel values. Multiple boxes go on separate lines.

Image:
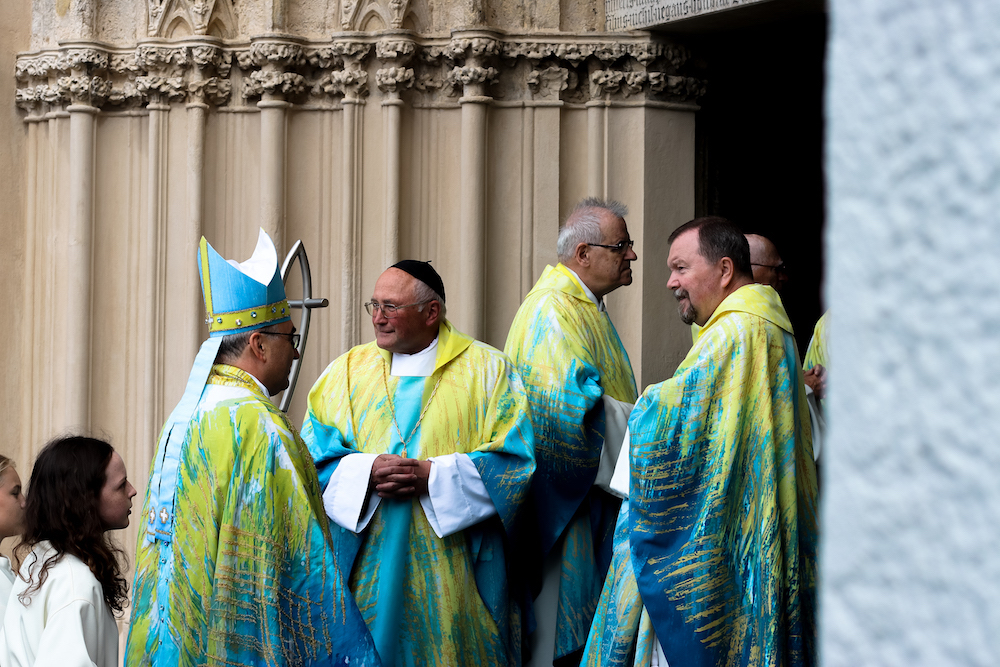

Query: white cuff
left=323, top=452, right=382, bottom=533
left=419, top=453, right=498, bottom=538
left=594, top=396, right=634, bottom=494
left=608, top=427, right=632, bottom=499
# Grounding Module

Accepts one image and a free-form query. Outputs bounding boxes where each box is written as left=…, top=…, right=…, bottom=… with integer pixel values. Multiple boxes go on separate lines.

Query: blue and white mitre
left=146, top=229, right=288, bottom=544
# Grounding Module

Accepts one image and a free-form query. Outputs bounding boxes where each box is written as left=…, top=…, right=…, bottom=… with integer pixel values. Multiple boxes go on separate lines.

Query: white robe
left=322, top=335, right=499, bottom=538
left=0, top=542, right=119, bottom=667
left=0, top=555, right=14, bottom=623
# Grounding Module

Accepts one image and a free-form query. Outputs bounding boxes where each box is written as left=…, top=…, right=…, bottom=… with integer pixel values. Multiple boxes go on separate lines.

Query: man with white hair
left=505, top=198, right=638, bottom=666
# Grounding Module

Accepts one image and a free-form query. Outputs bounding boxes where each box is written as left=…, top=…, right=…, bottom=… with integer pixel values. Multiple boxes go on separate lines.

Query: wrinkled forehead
left=373, top=267, right=418, bottom=302
left=600, top=211, right=629, bottom=240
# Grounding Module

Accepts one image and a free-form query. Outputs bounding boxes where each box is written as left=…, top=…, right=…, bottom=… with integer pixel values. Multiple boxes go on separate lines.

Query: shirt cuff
left=419, top=453, right=498, bottom=538
left=608, top=427, right=631, bottom=499
left=323, top=452, right=381, bottom=533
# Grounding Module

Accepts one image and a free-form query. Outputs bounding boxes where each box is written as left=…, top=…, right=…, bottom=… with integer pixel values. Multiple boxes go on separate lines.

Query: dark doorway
left=660, top=3, right=828, bottom=353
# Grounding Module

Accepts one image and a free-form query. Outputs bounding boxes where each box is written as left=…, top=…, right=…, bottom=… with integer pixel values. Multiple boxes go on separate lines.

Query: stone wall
left=824, top=1, right=1000, bottom=663
left=9, top=0, right=701, bottom=610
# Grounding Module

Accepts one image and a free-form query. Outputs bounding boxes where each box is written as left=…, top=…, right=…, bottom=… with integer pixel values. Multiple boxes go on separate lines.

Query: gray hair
left=412, top=280, right=447, bottom=318
left=215, top=323, right=282, bottom=364
left=556, top=197, right=629, bottom=262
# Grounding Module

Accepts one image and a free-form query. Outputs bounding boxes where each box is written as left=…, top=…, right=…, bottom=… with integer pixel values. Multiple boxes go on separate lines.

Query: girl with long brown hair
left=0, top=436, right=136, bottom=667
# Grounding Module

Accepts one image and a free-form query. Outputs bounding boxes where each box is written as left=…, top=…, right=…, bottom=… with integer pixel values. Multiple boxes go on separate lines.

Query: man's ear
left=573, top=242, right=591, bottom=267
left=425, top=300, right=442, bottom=326
left=719, top=257, right=735, bottom=289
left=248, top=331, right=268, bottom=362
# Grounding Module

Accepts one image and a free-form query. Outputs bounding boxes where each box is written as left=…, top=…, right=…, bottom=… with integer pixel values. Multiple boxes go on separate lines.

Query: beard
left=674, top=288, right=696, bottom=325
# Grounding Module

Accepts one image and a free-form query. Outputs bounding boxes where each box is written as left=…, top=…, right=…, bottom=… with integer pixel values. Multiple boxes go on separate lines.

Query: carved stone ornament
left=14, top=34, right=705, bottom=116
left=376, top=67, right=415, bottom=94
left=389, top=0, right=408, bottom=28
left=527, top=66, right=569, bottom=101
left=446, top=66, right=498, bottom=88
left=244, top=70, right=306, bottom=98
left=188, top=76, right=232, bottom=105
left=136, top=75, right=188, bottom=101
left=58, top=76, right=112, bottom=105
left=376, top=40, right=416, bottom=62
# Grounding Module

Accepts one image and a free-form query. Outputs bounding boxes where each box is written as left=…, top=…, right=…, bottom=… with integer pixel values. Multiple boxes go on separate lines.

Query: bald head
left=745, top=234, right=787, bottom=293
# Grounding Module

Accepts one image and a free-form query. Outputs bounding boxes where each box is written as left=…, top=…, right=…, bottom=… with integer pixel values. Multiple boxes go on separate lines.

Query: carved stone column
left=247, top=38, right=305, bottom=254
left=60, top=46, right=109, bottom=431
left=334, top=40, right=370, bottom=351
left=526, top=64, right=569, bottom=292
left=136, top=44, right=188, bottom=448
left=451, top=33, right=499, bottom=339
left=376, top=35, right=415, bottom=267
left=186, top=42, right=231, bottom=356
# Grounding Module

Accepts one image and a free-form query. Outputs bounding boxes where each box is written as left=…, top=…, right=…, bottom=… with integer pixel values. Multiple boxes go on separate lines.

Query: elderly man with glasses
left=746, top=233, right=789, bottom=294
left=302, top=260, right=536, bottom=667
left=504, top=198, right=639, bottom=667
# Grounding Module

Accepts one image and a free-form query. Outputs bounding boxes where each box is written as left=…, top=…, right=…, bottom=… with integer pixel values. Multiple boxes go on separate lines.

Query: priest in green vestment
left=504, top=198, right=638, bottom=666
left=584, top=217, right=818, bottom=667
left=302, top=261, right=535, bottom=667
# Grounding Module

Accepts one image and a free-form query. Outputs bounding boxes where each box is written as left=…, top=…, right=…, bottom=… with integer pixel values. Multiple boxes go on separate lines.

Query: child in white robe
left=0, top=436, right=136, bottom=667
left=0, top=454, right=27, bottom=622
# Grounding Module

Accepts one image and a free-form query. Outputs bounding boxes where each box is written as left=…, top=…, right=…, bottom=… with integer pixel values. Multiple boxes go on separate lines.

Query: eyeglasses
left=751, top=262, right=788, bottom=274
left=259, top=331, right=300, bottom=350
left=364, top=301, right=431, bottom=318
left=587, top=239, right=635, bottom=254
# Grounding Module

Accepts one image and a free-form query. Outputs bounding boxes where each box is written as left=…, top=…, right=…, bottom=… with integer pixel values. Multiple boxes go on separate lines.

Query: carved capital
left=58, top=48, right=110, bottom=73
left=15, top=87, right=45, bottom=113
left=188, top=76, right=232, bottom=105
left=376, top=39, right=416, bottom=62
left=58, top=75, right=111, bottom=106
left=136, top=75, right=188, bottom=102
left=192, top=45, right=231, bottom=76
left=15, top=55, right=59, bottom=81
left=136, top=45, right=189, bottom=74
left=447, top=65, right=498, bottom=88
left=250, top=42, right=303, bottom=68
left=376, top=67, right=414, bottom=94
left=331, top=41, right=372, bottom=60
left=589, top=69, right=624, bottom=98
left=527, top=66, right=569, bottom=101
left=304, top=47, right=340, bottom=70
left=244, top=70, right=306, bottom=98
left=648, top=73, right=706, bottom=101
left=312, top=69, right=369, bottom=99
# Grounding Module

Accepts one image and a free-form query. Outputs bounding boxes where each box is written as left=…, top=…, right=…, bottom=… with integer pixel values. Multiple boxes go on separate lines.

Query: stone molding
left=15, top=33, right=703, bottom=115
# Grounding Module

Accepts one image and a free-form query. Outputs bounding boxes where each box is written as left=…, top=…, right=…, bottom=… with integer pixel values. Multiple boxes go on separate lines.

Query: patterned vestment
left=302, top=320, right=535, bottom=667
left=504, top=263, right=638, bottom=662
left=584, top=284, right=818, bottom=667
left=127, top=364, right=379, bottom=666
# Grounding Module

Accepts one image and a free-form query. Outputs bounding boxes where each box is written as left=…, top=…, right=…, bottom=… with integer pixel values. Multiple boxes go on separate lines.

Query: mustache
left=673, top=288, right=688, bottom=300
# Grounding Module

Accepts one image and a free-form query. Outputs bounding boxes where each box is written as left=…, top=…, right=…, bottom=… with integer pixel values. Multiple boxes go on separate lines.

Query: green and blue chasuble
left=584, top=284, right=818, bottom=667
left=302, top=320, right=535, bottom=667
left=127, top=365, right=378, bottom=666
left=803, top=310, right=829, bottom=371
left=504, top=263, right=637, bottom=662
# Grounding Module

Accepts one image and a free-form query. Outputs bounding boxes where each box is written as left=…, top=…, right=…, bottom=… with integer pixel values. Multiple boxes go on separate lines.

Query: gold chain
left=381, top=362, right=444, bottom=458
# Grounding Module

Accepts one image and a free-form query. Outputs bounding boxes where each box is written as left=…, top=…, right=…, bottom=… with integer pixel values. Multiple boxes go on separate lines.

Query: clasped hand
left=370, top=453, right=431, bottom=499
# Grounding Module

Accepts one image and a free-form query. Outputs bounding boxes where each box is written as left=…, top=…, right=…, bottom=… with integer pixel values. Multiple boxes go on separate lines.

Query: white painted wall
left=824, top=2, right=1000, bottom=664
